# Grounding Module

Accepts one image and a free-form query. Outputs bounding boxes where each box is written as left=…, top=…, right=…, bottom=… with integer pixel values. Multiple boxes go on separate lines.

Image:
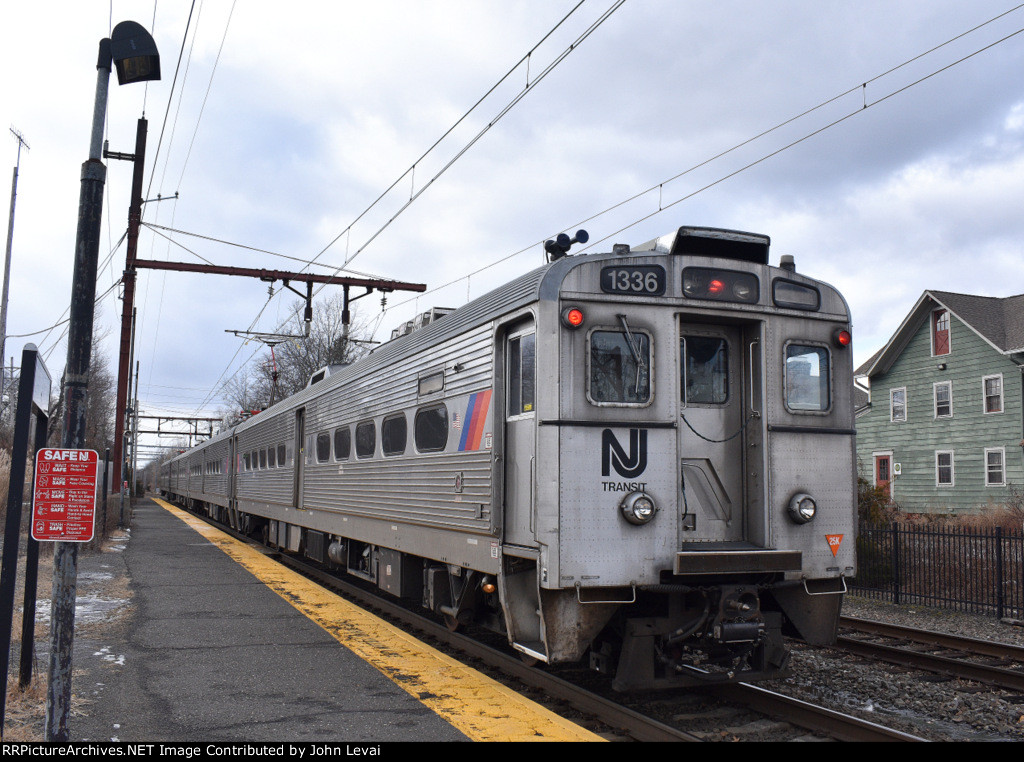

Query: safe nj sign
left=31, top=448, right=99, bottom=542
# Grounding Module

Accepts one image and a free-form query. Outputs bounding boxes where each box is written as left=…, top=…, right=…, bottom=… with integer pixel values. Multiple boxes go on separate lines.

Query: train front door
left=503, top=322, right=537, bottom=547
left=678, top=323, right=748, bottom=543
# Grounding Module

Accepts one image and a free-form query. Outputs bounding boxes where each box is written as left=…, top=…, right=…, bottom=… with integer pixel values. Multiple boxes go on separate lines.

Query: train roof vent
left=634, top=226, right=770, bottom=264
left=389, top=307, right=455, bottom=341
left=307, top=363, right=350, bottom=388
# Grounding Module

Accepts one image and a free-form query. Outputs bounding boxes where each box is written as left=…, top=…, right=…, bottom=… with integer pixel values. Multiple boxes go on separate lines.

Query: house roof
left=856, top=290, right=1024, bottom=378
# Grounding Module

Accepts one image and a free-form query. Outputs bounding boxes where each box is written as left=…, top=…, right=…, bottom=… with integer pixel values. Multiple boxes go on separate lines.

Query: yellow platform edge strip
left=152, top=498, right=603, bottom=743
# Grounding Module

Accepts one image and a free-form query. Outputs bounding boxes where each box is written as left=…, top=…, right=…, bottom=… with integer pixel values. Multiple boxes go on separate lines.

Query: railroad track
left=176, top=505, right=925, bottom=741
left=838, top=615, right=1024, bottom=692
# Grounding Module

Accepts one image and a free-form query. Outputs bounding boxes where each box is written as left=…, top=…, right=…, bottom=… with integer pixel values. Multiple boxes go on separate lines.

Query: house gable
left=855, top=296, right=1023, bottom=514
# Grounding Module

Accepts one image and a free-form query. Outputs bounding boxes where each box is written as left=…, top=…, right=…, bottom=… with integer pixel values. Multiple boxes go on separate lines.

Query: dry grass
left=3, top=675, right=46, bottom=741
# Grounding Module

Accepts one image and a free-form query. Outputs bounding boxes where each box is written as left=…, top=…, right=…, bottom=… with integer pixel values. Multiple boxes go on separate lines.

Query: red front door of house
left=874, top=454, right=892, bottom=500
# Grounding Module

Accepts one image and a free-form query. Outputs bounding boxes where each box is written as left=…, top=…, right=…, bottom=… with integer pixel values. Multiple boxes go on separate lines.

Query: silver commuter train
left=160, top=225, right=856, bottom=691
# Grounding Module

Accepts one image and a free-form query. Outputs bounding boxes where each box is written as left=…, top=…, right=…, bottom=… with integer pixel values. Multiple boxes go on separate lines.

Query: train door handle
left=748, top=339, right=761, bottom=419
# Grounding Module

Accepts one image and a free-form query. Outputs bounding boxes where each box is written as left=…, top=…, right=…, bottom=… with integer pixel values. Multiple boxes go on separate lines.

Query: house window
left=986, top=448, right=1006, bottom=486
left=932, top=309, right=950, bottom=356
left=890, top=387, right=907, bottom=422
left=936, top=450, right=954, bottom=486
left=933, top=381, right=951, bottom=418
left=983, top=374, right=1003, bottom=414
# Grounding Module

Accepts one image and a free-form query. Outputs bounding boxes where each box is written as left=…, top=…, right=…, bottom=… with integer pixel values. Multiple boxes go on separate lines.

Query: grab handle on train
left=748, top=339, right=761, bottom=419
left=802, top=576, right=848, bottom=596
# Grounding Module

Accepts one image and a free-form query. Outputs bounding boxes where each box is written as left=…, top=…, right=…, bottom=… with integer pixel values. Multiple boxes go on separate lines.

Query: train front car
left=518, top=227, right=856, bottom=690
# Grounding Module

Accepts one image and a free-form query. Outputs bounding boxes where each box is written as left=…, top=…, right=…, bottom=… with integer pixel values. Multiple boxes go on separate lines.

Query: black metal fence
left=852, top=522, right=1024, bottom=619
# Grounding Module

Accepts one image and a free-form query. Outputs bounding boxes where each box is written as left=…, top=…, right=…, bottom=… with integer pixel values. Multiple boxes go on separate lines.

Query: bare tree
left=46, top=328, right=117, bottom=452
left=219, top=294, right=372, bottom=425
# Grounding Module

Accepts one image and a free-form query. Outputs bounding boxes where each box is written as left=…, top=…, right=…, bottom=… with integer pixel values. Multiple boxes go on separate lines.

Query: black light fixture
left=110, top=21, right=161, bottom=85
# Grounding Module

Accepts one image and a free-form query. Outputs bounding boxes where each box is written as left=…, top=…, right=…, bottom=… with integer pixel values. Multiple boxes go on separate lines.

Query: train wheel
left=443, top=613, right=461, bottom=632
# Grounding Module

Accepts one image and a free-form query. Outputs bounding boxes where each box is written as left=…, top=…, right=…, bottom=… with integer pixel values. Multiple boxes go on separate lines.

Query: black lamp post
left=46, top=20, right=159, bottom=743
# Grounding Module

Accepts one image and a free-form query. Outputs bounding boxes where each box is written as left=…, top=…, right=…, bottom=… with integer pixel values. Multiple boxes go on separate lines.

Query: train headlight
left=620, top=491, right=657, bottom=525
left=787, top=492, right=817, bottom=524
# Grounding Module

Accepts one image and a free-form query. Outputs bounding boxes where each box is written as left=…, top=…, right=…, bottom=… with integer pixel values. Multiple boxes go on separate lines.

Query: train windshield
left=785, top=344, right=830, bottom=411
left=589, top=329, right=651, bottom=404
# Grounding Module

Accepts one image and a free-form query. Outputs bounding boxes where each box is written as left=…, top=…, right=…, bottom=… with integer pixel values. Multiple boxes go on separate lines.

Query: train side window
left=382, top=414, right=408, bottom=456
left=334, top=427, right=351, bottom=460
left=414, top=404, right=449, bottom=452
left=316, top=432, right=331, bottom=462
left=418, top=371, right=444, bottom=396
left=259, top=449, right=267, bottom=469
left=268, top=446, right=277, bottom=468
left=785, top=344, right=830, bottom=411
left=508, top=333, right=536, bottom=415
left=277, top=443, right=286, bottom=466
left=589, top=329, right=651, bottom=405
left=681, top=336, right=728, bottom=404
left=356, top=421, right=376, bottom=458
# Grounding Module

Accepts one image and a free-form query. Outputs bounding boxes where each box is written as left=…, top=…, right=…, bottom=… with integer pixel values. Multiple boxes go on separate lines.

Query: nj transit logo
left=601, top=429, right=648, bottom=479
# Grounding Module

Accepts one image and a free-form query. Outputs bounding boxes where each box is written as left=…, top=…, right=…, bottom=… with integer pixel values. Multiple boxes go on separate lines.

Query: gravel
left=762, top=595, right=1024, bottom=741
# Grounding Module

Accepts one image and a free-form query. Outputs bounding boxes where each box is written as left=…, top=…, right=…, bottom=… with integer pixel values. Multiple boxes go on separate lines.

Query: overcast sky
left=2, top=1, right=1024, bottom=459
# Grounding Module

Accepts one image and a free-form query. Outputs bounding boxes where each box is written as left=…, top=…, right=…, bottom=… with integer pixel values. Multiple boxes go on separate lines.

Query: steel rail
left=841, top=616, right=1024, bottom=661
left=715, top=684, right=928, bottom=742
left=837, top=617, right=1024, bottom=692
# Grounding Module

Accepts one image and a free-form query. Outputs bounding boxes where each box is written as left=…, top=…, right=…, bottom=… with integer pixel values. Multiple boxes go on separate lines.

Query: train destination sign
left=31, top=448, right=99, bottom=543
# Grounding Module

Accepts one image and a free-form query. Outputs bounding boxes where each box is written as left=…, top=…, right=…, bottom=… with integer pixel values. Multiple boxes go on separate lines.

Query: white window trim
left=935, top=449, right=955, bottom=487
left=933, top=380, right=952, bottom=419
left=931, top=308, right=951, bottom=357
left=982, top=374, right=1004, bottom=414
left=985, top=447, right=1006, bottom=487
left=890, top=387, right=907, bottom=422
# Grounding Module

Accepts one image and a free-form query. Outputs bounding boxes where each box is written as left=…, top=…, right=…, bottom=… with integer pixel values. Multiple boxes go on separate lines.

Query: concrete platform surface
left=57, top=497, right=601, bottom=743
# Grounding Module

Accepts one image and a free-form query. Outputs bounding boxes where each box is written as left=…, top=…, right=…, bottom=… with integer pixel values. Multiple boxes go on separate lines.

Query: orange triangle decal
left=826, top=534, right=843, bottom=557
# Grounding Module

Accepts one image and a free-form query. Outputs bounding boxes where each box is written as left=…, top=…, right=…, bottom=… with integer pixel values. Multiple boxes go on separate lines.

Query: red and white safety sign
left=31, top=448, right=99, bottom=543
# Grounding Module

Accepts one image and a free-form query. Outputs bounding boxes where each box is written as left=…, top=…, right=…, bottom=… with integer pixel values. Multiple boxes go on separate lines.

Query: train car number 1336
left=600, top=265, right=667, bottom=296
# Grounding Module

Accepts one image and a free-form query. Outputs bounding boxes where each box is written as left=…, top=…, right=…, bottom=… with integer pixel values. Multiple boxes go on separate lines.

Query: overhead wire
left=191, top=1, right=624, bottom=413
left=369, top=6, right=1024, bottom=325
left=181, top=5, right=1021, bottom=414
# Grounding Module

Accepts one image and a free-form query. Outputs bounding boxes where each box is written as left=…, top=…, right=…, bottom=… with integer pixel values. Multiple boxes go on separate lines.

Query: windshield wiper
left=616, top=314, right=647, bottom=396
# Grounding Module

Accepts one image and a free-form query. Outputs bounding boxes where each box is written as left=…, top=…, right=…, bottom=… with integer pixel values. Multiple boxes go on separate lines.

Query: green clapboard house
left=854, top=290, right=1024, bottom=514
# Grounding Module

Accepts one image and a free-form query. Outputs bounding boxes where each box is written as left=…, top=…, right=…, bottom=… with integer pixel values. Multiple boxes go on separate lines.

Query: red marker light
left=833, top=328, right=852, bottom=348
left=561, top=306, right=585, bottom=329
left=708, top=279, right=725, bottom=294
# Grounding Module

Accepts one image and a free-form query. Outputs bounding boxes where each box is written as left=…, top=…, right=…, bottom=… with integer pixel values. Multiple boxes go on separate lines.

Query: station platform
left=66, top=496, right=603, bottom=743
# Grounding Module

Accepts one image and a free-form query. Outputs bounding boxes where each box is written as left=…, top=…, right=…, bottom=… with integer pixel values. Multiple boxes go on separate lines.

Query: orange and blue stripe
left=458, top=390, right=492, bottom=451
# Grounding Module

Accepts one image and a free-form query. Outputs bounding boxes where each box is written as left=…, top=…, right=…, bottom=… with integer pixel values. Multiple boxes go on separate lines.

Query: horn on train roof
left=632, top=226, right=770, bottom=265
